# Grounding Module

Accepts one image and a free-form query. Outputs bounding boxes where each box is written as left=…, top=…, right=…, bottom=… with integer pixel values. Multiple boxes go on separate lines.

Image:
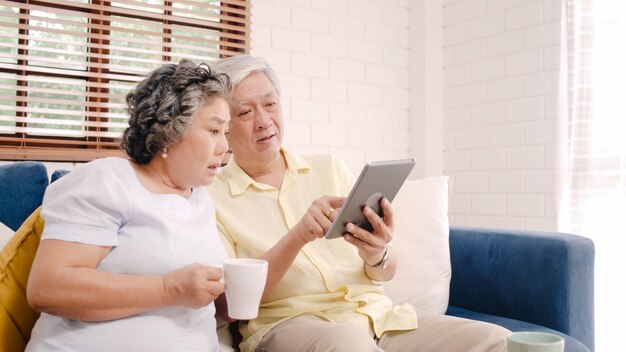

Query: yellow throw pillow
left=0, top=208, right=44, bottom=352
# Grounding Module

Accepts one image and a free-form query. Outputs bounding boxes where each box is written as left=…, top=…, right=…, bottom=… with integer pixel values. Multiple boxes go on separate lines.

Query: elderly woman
left=25, top=60, right=231, bottom=352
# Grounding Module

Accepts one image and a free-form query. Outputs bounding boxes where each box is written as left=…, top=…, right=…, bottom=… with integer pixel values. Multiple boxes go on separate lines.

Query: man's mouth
left=257, top=133, right=275, bottom=143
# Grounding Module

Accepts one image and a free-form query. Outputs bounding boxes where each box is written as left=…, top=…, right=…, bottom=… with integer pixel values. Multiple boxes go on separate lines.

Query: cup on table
left=222, top=258, right=268, bottom=320
left=507, top=331, right=564, bottom=352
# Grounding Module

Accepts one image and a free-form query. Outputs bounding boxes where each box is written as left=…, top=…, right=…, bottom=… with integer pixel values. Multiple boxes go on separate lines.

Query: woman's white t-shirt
left=26, top=157, right=228, bottom=352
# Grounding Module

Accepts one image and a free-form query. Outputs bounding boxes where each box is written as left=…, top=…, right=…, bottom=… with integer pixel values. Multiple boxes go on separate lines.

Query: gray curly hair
left=121, top=59, right=231, bottom=164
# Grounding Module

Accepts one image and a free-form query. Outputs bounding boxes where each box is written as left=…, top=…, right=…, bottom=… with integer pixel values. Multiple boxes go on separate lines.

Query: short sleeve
left=40, top=158, right=130, bottom=247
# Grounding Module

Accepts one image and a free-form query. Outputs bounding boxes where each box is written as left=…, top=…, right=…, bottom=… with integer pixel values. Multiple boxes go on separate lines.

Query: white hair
left=212, top=55, right=281, bottom=96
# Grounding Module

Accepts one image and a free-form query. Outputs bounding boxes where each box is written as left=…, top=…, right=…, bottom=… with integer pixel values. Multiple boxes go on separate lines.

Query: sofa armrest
left=448, top=226, right=595, bottom=351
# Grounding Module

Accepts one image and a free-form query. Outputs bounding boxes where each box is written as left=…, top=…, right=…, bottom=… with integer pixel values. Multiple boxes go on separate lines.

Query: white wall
left=442, top=0, right=562, bottom=231
left=249, top=0, right=413, bottom=173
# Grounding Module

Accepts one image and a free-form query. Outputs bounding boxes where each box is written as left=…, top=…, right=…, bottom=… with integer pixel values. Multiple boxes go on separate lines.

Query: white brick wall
left=443, top=0, right=561, bottom=231
left=249, top=0, right=411, bottom=172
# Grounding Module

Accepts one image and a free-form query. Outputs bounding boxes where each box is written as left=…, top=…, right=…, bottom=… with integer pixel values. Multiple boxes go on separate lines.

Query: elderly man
left=208, top=55, right=509, bottom=352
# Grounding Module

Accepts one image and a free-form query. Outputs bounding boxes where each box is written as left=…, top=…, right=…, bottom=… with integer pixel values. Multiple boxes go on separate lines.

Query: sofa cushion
left=0, top=162, right=48, bottom=231
left=0, top=208, right=44, bottom=352
left=382, top=176, right=451, bottom=314
left=446, top=305, right=591, bottom=352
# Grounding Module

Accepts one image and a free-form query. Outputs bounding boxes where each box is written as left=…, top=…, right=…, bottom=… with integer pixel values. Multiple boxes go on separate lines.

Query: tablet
left=325, top=158, right=415, bottom=239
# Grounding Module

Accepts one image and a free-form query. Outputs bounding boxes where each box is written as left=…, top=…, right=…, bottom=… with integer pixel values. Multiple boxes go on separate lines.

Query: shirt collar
left=220, top=148, right=311, bottom=196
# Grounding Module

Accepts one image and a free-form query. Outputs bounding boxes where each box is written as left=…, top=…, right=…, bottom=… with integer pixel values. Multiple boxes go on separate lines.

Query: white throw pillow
left=382, top=176, right=451, bottom=314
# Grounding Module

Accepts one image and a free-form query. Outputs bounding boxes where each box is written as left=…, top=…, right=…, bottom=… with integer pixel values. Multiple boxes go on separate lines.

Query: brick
left=383, top=46, right=409, bottom=68
left=282, top=121, right=311, bottom=145
left=330, top=58, right=365, bottom=82
left=312, top=0, right=348, bottom=15
left=506, top=194, right=545, bottom=216
left=505, top=2, right=541, bottom=30
left=489, top=170, right=524, bottom=191
left=445, top=64, right=472, bottom=87
left=506, top=49, right=543, bottom=76
left=330, top=102, right=367, bottom=125
left=543, top=94, right=558, bottom=119
left=488, top=216, right=525, bottom=230
left=348, top=0, right=382, bottom=21
left=366, top=64, right=399, bottom=86
left=455, top=171, right=490, bottom=192
left=366, top=105, right=401, bottom=128
left=542, top=45, right=560, bottom=70
left=445, top=106, right=472, bottom=129
left=471, top=148, right=505, bottom=169
left=541, top=0, right=561, bottom=22
left=398, top=68, right=410, bottom=88
left=486, top=0, right=522, bottom=13
left=292, top=8, right=330, bottom=34
left=444, top=130, right=456, bottom=150
left=442, top=50, right=454, bottom=71
left=524, top=21, right=560, bottom=49
left=252, top=1, right=291, bottom=27
left=506, top=97, right=544, bottom=121
left=365, top=149, right=410, bottom=162
left=472, top=194, right=506, bottom=215
left=274, top=0, right=310, bottom=7
left=525, top=169, right=556, bottom=192
left=443, top=22, right=471, bottom=46
left=330, top=147, right=365, bottom=170
left=348, top=83, right=382, bottom=105
left=471, top=12, right=505, bottom=38
left=471, top=102, right=505, bottom=125
left=349, top=40, right=383, bottom=63
left=290, top=99, right=329, bottom=122
left=311, top=123, right=349, bottom=147
left=488, top=123, right=525, bottom=146
left=524, top=120, right=556, bottom=144
left=455, top=127, right=488, bottom=148
left=524, top=217, right=557, bottom=232
left=450, top=214, right=488, bottom=228
left=292, top=54, right=329, bottom=77
left=506, top=145, right=544, bottom=168
left=272, top=28, right=311, bottom=53
left=383, top=129, right=410, bottom=150
left=487, top=77, right=523, bottom=101
left=472, top=57, right=505, bottom=82
left=348, top=126, right=383, bottom=148
left=454, top=39, right=488, bottom=64
left=524, top=70, right=559, bottom=96
left=249, top=47, right=291, bottom=73
left=366, top=22, right=399, bottom=45
left=383, top=87, right=409, bottom=108
left=312, top=33, right=348, bottom=58
left=449, top=193, right=471, bottom=213
left=330, top=15, right=366, bottom=40
left=454, top=82, right=487, bottom=106
left=251, top=23, right=272, bottom=48
left=383, top=4, right=409, bottom=26
left=444, top=150, right=471, bottom=170
left=311, top=78, right=347, bottom=102
left=454, top=0, right=487, bottom=22
left=488, top=30, right=523, bottom=57
left=444, top=5, right=455, bottom=26
left=277, top=74, right=310, bottom=99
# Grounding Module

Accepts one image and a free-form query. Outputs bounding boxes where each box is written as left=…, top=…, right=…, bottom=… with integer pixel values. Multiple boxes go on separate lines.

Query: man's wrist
left=365, top=243, right=393, bottom=269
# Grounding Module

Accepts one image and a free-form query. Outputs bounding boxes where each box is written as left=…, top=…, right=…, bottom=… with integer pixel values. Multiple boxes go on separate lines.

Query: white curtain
left=559, top=0, right=626, bottom=350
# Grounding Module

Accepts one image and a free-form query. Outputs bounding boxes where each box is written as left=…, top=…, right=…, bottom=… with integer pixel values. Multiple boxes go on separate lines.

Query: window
left=0, top=0, right=249, bottom=161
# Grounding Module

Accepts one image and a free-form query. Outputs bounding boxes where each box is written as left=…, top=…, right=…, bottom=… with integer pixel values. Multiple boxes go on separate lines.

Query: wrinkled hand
left=343, top=197, right=394, bottom=266
left=292, top=196, right=345, bottom=243
left=163, top=263, right=224, bottom=309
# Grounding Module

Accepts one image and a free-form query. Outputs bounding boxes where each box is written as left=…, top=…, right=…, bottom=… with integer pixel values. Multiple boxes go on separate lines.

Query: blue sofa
left=446, top=227, right=594, bottom=352
left=0, top=161, right=595, bottom=351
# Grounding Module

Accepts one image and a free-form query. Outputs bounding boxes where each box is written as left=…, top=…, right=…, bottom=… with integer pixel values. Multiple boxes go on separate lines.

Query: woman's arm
left=27, top=239, right=224, bottom=322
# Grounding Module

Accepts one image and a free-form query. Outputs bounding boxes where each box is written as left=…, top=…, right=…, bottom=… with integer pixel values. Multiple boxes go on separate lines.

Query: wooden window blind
left=0, top=0, right=249, bottom=161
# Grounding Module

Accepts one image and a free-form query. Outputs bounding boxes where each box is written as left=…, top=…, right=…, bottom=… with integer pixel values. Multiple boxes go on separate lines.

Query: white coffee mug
left=507, top=331, right=564, bottom=352
left=223, top=258, right=268, bottom=320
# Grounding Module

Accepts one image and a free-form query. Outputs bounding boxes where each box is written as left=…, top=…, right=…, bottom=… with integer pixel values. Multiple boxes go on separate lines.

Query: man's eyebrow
left=233, top=92, right=277, bottom=107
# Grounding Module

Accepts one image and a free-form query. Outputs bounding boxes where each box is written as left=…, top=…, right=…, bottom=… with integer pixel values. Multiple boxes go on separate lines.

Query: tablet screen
left=325, top=159, right=415, bottom=239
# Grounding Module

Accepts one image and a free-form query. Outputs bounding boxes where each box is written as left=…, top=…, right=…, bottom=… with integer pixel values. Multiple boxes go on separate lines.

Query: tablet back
left=326, top=158, right=415, bottom=239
